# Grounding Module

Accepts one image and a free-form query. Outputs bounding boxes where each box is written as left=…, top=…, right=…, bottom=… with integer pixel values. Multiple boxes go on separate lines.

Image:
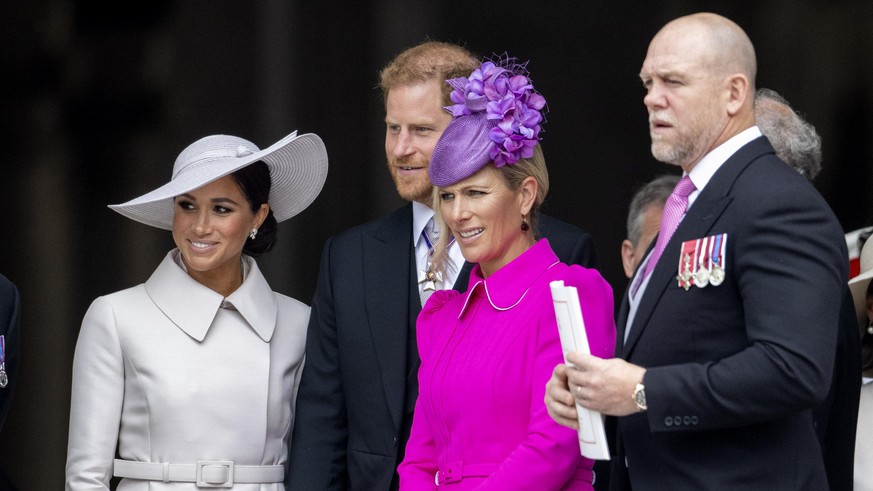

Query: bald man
left=547, top=13, right=846, bottom=489
left=621, top=91, right=822, bottom=283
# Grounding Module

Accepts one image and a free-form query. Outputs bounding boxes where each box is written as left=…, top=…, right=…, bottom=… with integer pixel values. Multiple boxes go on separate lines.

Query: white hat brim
left=109, top=132, right=328, bottom=230
left=848, top=236, right=873, bottom=335
left=849, top=269, right=873, bottom=334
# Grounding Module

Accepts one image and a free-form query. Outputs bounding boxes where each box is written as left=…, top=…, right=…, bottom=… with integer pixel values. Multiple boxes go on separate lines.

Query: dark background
left=1, top=1, right=871, bottom=488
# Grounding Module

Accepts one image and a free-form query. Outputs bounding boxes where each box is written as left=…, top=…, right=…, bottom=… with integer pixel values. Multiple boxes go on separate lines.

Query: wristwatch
left=632, top=383, right=647, bottom=412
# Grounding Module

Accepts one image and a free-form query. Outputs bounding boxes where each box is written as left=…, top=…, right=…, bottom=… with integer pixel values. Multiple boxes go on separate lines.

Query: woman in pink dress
left=397, top=55, right=616, bottom=490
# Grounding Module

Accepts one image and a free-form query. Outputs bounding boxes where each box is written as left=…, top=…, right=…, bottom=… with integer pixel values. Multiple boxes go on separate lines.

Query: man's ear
left=621, top=239, right=636, bottom=279
left=725, top=73, right=751, bottom=117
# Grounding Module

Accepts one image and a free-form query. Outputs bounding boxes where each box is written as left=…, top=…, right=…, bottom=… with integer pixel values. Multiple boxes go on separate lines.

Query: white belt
left=113, top=459, right=284, bottom=488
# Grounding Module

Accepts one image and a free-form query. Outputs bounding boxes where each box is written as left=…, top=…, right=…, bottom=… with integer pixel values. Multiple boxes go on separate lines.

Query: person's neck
left=479, top=236, right=536, bottom=279
left=184, top=260, right=244, bottom=298
left=682, top=116, right=755, bottom=173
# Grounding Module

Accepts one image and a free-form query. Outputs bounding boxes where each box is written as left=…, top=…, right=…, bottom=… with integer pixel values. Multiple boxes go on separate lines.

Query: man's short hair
left=379, top=41, right=479, bottom=106
left=755, top=88, right=823, bottom=180
left=626, top=174, right=680, bottom=245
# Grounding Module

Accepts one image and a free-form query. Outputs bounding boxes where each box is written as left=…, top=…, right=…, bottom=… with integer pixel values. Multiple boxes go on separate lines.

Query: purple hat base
left=429, top=112, right=497, bottom=187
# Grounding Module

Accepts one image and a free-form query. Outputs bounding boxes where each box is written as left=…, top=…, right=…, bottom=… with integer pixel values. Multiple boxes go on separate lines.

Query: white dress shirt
left=412, top=201, right=464, bottom=294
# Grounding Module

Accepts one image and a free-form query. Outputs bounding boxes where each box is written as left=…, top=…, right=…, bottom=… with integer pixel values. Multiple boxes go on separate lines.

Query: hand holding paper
left=549, top=280, right=611, bottom=460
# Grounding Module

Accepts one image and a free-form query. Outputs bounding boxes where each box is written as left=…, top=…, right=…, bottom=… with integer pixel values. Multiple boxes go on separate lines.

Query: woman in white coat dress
left=65, top=131, right=328, bottom=490
left=850, top=238, right=873, bottom=491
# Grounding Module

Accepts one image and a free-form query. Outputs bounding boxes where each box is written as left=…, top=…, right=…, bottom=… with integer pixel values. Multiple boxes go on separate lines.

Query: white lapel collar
left=144, top=250, right=277, bottom=343
left=225, top=255, right=277, bottom=342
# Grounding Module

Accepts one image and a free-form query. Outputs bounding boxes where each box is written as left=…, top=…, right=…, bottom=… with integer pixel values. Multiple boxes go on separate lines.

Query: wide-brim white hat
left=109, top=131, right=328, bottom=230
left=849, top=237, right=873, bottom=334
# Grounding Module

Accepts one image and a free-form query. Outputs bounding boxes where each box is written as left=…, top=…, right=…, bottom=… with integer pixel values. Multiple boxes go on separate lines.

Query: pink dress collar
left=458, top=239, right=560, bottom=317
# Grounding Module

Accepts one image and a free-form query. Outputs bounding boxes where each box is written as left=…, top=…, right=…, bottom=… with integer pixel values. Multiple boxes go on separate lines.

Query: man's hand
left=564, top=352, right=647, bottom=417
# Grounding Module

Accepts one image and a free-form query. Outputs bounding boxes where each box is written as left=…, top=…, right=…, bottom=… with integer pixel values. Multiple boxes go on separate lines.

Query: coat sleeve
left=0, top=275, right=20, bottom=432
left=287, top=238, right=350, bottom=490
left=571, top=267, right=617, bottom=360
left=396, top=297, right=456, bottom=490
left=396, top=387, right=438, bottom=489
left=65, top=296, right=124, bottom=490
left=286, top=306, right=309, bottom=461
left=644, top=183, right=847, bottom=431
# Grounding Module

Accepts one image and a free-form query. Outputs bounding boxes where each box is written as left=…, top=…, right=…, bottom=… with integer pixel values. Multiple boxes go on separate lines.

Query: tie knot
left=674, top=175, right=696, bottom=198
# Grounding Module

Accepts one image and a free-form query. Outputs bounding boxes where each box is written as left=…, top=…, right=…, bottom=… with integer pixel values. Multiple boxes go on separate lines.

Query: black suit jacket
left=0, top=274, right=19, bottom=433
left=814, top=287, right=861, bottom=491
left=288, top=204, right=595, bottom=490
left=611, top=137, right=847, bottom=490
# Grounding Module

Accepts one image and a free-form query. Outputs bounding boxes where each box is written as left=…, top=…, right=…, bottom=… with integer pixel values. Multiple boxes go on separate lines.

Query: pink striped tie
left=639, top=175, right=696, bottom=285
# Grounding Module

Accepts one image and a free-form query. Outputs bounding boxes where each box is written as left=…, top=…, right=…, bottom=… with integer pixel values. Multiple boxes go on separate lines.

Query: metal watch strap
left=633, top=383, right=647, bottom=412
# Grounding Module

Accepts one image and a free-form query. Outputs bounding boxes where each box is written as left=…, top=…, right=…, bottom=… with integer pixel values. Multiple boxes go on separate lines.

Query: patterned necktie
left=638, top=175, right=697, bottom=288
left=419, top=218, right=441, bottom=306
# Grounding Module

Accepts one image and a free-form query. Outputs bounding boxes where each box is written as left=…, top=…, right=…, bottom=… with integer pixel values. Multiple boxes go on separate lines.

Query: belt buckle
left=437, top=461, right=462, bottom=485
left=196, top=460, right=234, bottom=488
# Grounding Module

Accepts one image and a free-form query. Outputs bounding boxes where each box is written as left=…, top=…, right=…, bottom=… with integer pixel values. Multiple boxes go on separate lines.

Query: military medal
left=676, top=241, right=695, bottom=291
left=694, top=237, right=710, bottom=288
left=0, top=335, right=7, bottom=388
left=709, top=234, right=727, bottom=286
left=418, top=266, right=442, bottom=292
left=418, top=222, right=452, bottom=292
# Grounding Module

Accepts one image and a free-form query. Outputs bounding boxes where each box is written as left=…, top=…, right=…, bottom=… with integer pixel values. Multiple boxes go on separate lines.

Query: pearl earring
left=249, top=229, right=258, bottom=240
left=867, top=321, right=873, bottom=336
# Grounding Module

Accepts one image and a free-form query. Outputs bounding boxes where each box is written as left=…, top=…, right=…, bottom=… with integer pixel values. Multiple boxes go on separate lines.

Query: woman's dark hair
left=863, top=281, right=873, bottom=373
left=231, top=161, right=277, bottom=257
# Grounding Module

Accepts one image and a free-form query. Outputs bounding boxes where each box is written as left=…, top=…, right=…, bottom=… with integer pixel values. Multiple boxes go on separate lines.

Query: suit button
left=691, top=416, right=699, bottom=425
left=393, top=437, right=398, bottom=447
left=664, top=417, right=673, bottom=427
left=683, top=416, right=691, bottom=425
left=675, top=416, right=683, bottom=426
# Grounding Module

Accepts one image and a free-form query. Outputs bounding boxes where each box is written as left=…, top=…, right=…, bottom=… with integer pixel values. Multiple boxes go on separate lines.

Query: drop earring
left=520, top=214, right=530, bottom=232
left=249, top=228, right=258, bottom=240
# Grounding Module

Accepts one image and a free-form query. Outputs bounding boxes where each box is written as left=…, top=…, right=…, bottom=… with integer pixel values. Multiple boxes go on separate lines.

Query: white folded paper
left=550, top=280, right=611, bottom=460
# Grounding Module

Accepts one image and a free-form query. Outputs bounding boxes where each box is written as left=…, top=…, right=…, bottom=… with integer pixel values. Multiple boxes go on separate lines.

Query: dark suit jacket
left=287, top=204, right=595, bottom=490
left=814, top=287, right=861, bottom=491
left=611, top=137, right=847, bottom=490
left=0, top=274, right=19, bottom=433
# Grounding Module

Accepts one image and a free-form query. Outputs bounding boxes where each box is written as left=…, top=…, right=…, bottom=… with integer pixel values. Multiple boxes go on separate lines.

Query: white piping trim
left=457, top=260, right=560, bottom=317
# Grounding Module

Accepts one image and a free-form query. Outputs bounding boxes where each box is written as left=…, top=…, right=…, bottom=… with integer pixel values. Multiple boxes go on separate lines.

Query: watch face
left=633, top=384, right=646, bottom=410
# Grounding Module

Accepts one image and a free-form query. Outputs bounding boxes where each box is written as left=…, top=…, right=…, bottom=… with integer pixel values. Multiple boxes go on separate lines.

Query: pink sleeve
left=397, top=294, right=456, bottom=490
left=397, top=395, right=438, bottom=490
left=571, top=266, right=617, bottom=359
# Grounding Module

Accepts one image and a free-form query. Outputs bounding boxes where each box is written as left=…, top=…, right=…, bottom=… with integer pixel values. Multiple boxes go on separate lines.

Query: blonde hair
left=430, top=144, right=549, bottom=276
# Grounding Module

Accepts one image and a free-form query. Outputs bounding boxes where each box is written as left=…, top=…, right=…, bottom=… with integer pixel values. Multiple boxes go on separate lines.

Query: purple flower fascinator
left=429, top=53, right=547, bottom=187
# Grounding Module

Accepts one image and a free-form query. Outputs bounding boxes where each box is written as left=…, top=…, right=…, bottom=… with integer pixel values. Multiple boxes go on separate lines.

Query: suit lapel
left=363, top=205, right=414, bottom=428
left=621, top=137, right=774, bottom=358
left=616, top=288, right=631, bottom=357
